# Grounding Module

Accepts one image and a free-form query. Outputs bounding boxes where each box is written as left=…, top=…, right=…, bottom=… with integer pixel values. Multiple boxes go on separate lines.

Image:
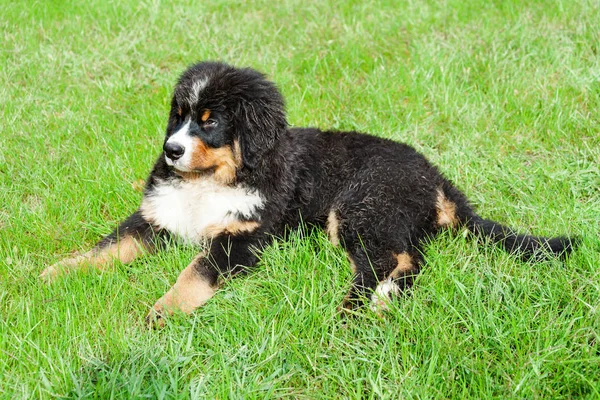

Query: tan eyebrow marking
left=201, top=110, right=211, bottom=122
left=177, top=107, right=182, bottom=116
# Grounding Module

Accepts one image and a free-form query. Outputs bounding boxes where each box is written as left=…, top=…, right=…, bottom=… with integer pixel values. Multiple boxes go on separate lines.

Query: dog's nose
left=164, top=142, right=185, bottom=160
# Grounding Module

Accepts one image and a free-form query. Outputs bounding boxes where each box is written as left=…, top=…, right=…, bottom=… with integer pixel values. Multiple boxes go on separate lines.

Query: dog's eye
left=202, top=119, right=218, bottom=129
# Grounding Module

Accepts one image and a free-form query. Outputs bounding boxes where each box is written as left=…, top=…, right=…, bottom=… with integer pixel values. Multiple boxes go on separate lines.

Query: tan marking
left=389, top=252, right=413, bottom=279
left=347, top=254, right=357, bottom=274
left=436, top=189, right=458, bottom=227
left=203, top=220, right=261, bottom=238
left=131, top=178, right=145, bottom=192
left=335, top=252, right=360, bottom=313
left=339, top=298, right=354, bottom=313
left=171, top=171, right=202, bottom=180
left=201, top=110, right=211, bottom=122
left=148, top=255, right=217, bottom=325
left=232, top=139, right=242, bottom=166
left=177, top=107, right=182, bottom=116
left=326, top=210, right=340, bottom=246
left=40, top=236, right=144, bottom=282
left=189, top=138, right=241, bottom=184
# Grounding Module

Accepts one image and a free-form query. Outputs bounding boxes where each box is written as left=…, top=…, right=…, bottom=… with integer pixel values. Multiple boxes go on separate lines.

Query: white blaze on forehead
left=188, top=78, right=209, bottom=107
left=165, top=119, right=194, bottom=171
left=170, top=118, right=192, bottom=140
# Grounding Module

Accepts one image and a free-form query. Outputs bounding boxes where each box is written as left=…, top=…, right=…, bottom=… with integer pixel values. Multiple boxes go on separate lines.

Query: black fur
left=72, top=62, right=578, bottom=315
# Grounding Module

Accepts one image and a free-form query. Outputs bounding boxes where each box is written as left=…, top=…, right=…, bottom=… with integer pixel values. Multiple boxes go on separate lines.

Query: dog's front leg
left=41, top=209, right=165, bottom=282
left=147, top=232, right=265, bottom=327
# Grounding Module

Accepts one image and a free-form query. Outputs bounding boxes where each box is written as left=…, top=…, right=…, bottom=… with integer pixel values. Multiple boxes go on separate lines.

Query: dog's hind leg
left=339, top=244, right=421, bottom=313
left=339, top=245, right=390, bottom=311
left=368, top=250, right=422, bottom=313
left=327, top=208, right=424, bottom=313
left=41, top=209, right=166, bottom=282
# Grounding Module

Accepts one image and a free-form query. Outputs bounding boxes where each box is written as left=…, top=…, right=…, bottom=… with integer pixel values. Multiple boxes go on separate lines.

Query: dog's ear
left=235, top=98, right=287, bottom=169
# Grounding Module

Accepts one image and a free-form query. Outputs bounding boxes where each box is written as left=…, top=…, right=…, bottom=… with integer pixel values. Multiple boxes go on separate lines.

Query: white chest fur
left=140, top=178, right=264, bottom=243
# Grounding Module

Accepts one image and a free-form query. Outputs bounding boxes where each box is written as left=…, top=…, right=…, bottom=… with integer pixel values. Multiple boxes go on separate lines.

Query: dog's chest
left=140, top=178, right=264, bottom=243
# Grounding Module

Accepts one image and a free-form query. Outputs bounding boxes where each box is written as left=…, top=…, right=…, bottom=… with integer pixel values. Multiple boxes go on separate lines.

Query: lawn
left=1, top=0, right=599, bottom=398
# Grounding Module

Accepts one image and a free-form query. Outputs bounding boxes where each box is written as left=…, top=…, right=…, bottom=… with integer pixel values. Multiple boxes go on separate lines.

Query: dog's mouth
left=166, top=158, right=218, bottom=182
left=164, top=154, right=189, bottom=171
left=165, top=154, right=216, bottom=178
left=164, top=139, right=241, bottom=184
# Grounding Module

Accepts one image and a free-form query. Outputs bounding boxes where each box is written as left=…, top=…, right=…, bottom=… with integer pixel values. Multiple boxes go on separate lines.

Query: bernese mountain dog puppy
left=41, top=61, right=576, bottom=326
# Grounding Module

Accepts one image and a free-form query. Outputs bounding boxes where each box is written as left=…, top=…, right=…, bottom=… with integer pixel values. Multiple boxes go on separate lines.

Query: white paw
left=370, top=279, right=400, bottom=313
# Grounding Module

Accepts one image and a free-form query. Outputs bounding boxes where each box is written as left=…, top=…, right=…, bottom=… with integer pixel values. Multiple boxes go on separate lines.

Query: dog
left=41, top=61, right=577, bottom=326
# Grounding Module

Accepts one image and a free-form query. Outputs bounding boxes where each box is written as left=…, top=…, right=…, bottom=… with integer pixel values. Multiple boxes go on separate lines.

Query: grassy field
left=1, top=0, right=599, bottom=397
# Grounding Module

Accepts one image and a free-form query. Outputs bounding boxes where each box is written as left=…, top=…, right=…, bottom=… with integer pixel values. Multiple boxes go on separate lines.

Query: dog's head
left=162, top=62, right=287, bottom=183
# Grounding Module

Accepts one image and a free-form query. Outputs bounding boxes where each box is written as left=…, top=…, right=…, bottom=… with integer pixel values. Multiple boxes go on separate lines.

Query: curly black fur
left=57, top=61, right=578, bottom=317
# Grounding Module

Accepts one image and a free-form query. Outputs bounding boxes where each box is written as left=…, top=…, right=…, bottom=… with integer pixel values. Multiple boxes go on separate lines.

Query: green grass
left=1, top=0, right=599, bottom=397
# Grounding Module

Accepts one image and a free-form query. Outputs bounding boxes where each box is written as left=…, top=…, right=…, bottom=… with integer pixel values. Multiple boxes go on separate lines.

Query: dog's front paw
left=40, top=264, right=62, bottom=283
left=40, top=254, right=84, bottom=283
left=145, top=301, right=171, bottom=329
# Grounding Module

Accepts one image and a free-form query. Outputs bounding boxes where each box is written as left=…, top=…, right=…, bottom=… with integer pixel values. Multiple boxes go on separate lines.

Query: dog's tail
left=441, top=181, right=578, bottom=260
left=462, top=215, right=577, bottom=260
